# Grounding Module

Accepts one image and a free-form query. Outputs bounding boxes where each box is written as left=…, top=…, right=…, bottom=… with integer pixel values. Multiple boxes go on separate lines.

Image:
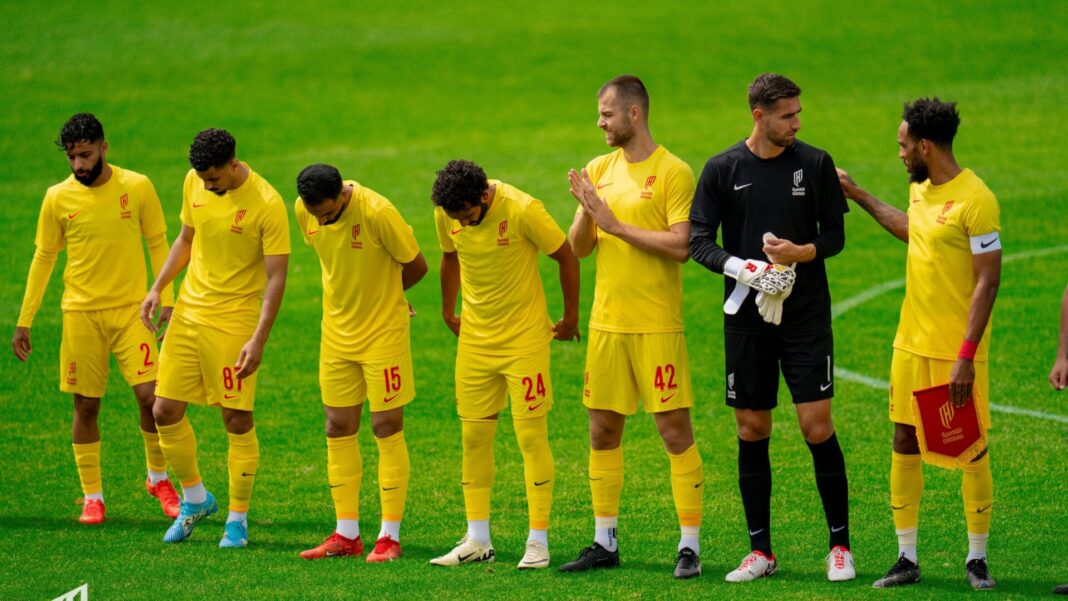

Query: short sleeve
left=34, top=191, right=64, bottom=252
left=961, top=189, right=1001, bottom=237
left=664, top=161, right=695, bottom=226
left=371, top=203, right=420, bottom=263
left=435, top=207, right=455, bottom=252
left=293, top=199, right=313, bottom=246
left=520, top=198, right=567, bottom=254
left=180, top=170, right=195, bottom=227
left=138, top=177, right=168, bottom=239
left=261, top=196, right=291, bottom=255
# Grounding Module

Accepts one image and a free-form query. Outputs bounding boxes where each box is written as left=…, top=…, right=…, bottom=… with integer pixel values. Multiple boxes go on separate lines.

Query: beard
left=767, top=129, right=796, bottom=148
left=606, top=123, right=635, bottom=148
left=73, top=157, right=103, bottom=186
left=908, top=156, right=929, bottom=183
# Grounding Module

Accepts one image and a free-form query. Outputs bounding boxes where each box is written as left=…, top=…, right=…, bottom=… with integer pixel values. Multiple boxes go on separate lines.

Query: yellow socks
left=72, top=441, right=102, bottom=497
left=590, top=446, right=624, bottom=519
left=227, top=428, right=260, bottom=513
left=890, top=451, right=923, bottom=531
left=375, top=430, right=409, bottom=523
left=140, top=429, right=167, bottom=475
left=514, top=416, right=554, bottom=531
left=669, top=444, right=703, bottom=530
left=327, top=433, right=361, bottom=520
left=461, top=418, right=497, bottom=521
left=156, top=417, right=201, bottom=488
left=962, top=453, right=993, bottom=538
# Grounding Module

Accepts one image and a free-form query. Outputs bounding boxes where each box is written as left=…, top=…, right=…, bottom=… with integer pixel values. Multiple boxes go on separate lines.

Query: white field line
left=833, top=244, right=1068, bottom=423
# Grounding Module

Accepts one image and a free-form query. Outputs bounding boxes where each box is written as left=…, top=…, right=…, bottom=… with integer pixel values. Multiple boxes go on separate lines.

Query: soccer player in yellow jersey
left=12, top=113, right=180, bottom=525
left=140, top=129, right=290, bottom=548
left=559, top=75, right=704, bottom=579
left=292, top=164, right=428, bottom=562
left=429, top=159, right=579, bottom=570
left=838, top=98, right=1001, bottom=590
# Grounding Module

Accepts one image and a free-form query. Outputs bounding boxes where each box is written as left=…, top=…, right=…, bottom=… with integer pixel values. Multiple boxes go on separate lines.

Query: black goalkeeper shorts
left=724, top=328, right=834, bottom=410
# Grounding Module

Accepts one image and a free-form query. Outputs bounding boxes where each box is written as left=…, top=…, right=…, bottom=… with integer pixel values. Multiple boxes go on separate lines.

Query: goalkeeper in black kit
left=688, top=72, right=854, bottom=583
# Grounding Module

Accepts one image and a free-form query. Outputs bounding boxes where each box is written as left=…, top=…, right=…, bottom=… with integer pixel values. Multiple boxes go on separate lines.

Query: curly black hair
left=296, top=164, right=343, bottom=206
left=55, top=113, right=104, bottom=151
left=903, top=98, right=959, bottom=147
left=189, top=128, right=236, bottom=171
left=431, top=160, right=488, bottom=213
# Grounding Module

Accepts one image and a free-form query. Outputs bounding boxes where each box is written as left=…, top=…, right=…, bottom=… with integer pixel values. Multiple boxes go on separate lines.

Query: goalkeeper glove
left=754, top=263, right=796, bottom=326
left=723, top=257, right=796, bottom=294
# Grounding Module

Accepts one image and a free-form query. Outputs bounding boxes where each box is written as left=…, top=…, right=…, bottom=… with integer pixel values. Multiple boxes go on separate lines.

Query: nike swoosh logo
left=224, top=394, right=240, bottom=400
left=451, top=228, right=464, bottom=235
left=326, top=550, right=345, bottom=556
left=307, top=230, right=320, bottom=236
left=457, top=553, right=475, bottom=562
left=748, top=528, right=765, bottom=536
left=67, top=210, right=83, bottom=220
left=820, top=382, right=833, bottom=391
left=660, top=393, right=677, bottom=403
left=241, top=472, right=255, bottom=477
left=831, top=525, right=846, bottom=533
left=588, top=477, right=603, bottom=481
left=383, top=394, right=399, bottom=403
left=329, top=483, right=344, bottom=488
left=596, top=183, right=611, bottom=190
left=980, top=236, right=998, bottom=248
left=527, top=403, right=544, bottom=412
left=977, top=504, right=992, bottom=513
left=891, top=503, right=910, bottom=510
left=694, top=480, right=703, bottom=489
left=382, top=486, right=399, bottom=491
left=137, top=368, right=153, bottom=375
left=192, top=202, right=207, bottom=208
left=461, top=481, right=471, bottom=486
left=733, top=183, right=753, bottom=191
left=534, top=480, right=550, bottom=487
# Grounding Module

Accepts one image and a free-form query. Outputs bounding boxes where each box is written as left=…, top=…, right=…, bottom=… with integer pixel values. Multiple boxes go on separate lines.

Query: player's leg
left=365, top=348, right=415, bottom=562
left=560, top=330, right=631, bottom=573
left=724, top=332, right=779, bottom=582
left=873, top=349, right=926, bottom=588
left=155, top=314, right=215, bottom=543
left=642, top=332, right=703, bottom=579
left=61, top=310, right=111, bottom=524
left=430, top=349, right=503, bottom=566
left=783, top=329, right=853, bottom=581
left=504, top=346, right=554, bottom=569
left=301, top=394, right=364, bottom=559
left=111, top=305, right=179, bottom=518
left=219, top=407, right=257, bottom=549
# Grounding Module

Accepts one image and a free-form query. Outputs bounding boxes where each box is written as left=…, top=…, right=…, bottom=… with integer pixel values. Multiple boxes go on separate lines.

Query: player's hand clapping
left=568, top=168, right=622, bottom=235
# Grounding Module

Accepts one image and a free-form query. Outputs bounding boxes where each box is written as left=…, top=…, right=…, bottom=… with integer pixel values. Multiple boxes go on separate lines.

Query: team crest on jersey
left=231, top=209, right=247, bottom=234
left=351, top=224, right=363, bottom=249
left=67, top=362, right=77, bottom=386
left=497, top=220, right=509, bottom=246
left=641, top=176, right=656, bottom=200
left=119, top=193, right=132, bottom=219
left=792, top=169, right=806, bottom=197
left=936, top=200, right=955, bottom=224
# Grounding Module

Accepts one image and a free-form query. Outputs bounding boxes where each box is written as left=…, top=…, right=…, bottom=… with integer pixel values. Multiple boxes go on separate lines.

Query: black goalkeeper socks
left=738, top=436, right=773, bottom=556
left=807, top=431, right=850, bottom=550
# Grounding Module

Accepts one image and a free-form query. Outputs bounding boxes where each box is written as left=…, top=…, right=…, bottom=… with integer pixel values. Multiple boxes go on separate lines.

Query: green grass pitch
left=1, top=1, right=1066, bottom=599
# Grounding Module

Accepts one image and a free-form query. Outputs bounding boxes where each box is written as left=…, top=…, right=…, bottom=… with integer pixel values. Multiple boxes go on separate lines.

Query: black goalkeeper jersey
left=689, top=139, right=848, bottom=334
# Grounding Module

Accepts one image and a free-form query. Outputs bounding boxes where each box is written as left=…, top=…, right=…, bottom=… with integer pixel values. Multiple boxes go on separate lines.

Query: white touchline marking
left=833, top=244, right=1068, bottom=424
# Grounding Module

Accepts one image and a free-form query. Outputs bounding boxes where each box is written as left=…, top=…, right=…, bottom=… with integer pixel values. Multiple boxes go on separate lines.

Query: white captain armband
left=970, top=232, right=1002, bottom=254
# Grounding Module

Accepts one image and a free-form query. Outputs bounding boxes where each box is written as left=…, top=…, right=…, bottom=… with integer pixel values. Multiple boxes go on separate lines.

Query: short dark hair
left=432, top=160, right=488, bottom=213
left=903, top=97, right=960, bottom=148
left=296, top=164, right=344, bottom=207
left=189, top=128, right=236, bottom=171
left=56, top=113, right=104, bottom=151
left=599, top=74, right=650, bottom=117
left=748, top=73, right=801, bottom=110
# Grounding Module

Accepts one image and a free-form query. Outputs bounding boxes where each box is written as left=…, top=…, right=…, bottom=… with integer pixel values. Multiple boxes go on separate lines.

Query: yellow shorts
left=320, top=345, right=415, bottom=412
left=60, top=304, right=158, bottom=398
left=156, top=313, right=257, bottom=410
left=583, top=329, right=693, bottom=415
left=889, top=348, right=991, bottom=430
left=455, top=345, right=552, bottom=420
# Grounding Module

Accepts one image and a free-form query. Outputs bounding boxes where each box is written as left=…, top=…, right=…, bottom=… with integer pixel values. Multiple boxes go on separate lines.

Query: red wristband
left=958, top=339, right=978, bottom=360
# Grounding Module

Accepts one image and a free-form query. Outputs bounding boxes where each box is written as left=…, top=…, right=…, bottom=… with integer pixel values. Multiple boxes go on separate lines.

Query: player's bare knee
left=735, top=411, right=772, bottom=441
left=371, top=419, right=401, bottom=439
left=223, top=409, right=254, bottom=434
left=893, top=424, right=920, bottom=454
left=800, top=420, right=834, bottom=444
left=72, top=395, right=100, bottom=422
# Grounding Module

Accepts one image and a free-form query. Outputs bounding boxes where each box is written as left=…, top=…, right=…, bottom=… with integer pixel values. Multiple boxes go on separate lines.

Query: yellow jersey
left=19, top=165, right=170, bottom=324
left=582, top=145, right=694, bottom=333
left=894, top=169, right=1000, bottom=361
left=435, top=180, right=566, bottom=356
left=175, top=165, right=290, bottom=334
left=295, top=181, right=420, bottom=359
